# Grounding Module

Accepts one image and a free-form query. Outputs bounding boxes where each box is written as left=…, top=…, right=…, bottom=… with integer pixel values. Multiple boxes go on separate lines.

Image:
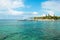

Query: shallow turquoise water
left=0, top=20, right=60, bottom=40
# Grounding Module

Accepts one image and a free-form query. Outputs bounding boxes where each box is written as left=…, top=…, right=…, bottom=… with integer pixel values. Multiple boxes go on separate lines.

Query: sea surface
left=0, top=19, right=60, bottom=40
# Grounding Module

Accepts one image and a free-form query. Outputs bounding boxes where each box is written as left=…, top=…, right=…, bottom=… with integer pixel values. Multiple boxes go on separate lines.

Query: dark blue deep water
left=0, top=20, right=60, bottom=40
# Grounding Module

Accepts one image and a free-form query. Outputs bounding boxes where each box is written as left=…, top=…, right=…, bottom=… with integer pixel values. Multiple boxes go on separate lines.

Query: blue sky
left=0, top=0, right=60, bottom=19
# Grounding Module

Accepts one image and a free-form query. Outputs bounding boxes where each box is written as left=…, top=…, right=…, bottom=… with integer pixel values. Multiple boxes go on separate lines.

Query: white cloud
left=0, top=0, right=24, bottom=9
left=8, top=9, right=24, bottom=15
left=41, top=1, right=60, bottom=13
left=12, top=0, right=24, bottom=8
left=0, top=0, right=25, bottom=15
left=48, top=0, right=60, bottom=1
left=32, top=12, right=38, bottom=15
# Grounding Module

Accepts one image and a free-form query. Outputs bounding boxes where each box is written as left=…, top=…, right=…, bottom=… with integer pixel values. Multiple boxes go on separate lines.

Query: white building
left=41, top=14, right=46, bottom=17
left=48, top=11, right=55, bottom=16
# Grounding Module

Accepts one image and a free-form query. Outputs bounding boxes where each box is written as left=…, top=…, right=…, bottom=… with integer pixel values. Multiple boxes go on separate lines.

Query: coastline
left=18, top=19, right=60, bottom=21
left=33, top=19, right=60, bottom=21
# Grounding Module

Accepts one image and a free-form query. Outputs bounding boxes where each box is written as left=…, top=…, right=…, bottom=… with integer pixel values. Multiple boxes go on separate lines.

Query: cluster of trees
left=34, top=14, right=60, bottom=20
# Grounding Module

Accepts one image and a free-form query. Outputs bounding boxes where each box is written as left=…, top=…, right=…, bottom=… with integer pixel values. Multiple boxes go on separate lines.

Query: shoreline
left=34, top=19, right=55, bottom=21
left=18, top=19, right=60, bottom=21
left=33, top=19, right=60, bottom=21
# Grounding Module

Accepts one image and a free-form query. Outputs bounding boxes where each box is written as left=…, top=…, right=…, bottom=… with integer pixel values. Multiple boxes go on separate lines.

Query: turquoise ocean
left=0, top=19, right=60, bottom=40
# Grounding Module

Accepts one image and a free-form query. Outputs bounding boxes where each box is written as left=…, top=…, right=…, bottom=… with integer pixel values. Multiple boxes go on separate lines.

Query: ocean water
left=0, top=20, right=60, bottom=40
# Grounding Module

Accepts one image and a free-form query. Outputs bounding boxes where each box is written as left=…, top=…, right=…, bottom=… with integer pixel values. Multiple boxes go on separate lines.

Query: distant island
left=18, top=14, right=60, bottom=21
left=33, top=14, right=60, bottom=21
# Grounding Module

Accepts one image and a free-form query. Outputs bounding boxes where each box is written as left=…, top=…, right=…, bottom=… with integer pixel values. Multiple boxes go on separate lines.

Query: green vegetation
left=34, top=14, right=60, bottom=20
